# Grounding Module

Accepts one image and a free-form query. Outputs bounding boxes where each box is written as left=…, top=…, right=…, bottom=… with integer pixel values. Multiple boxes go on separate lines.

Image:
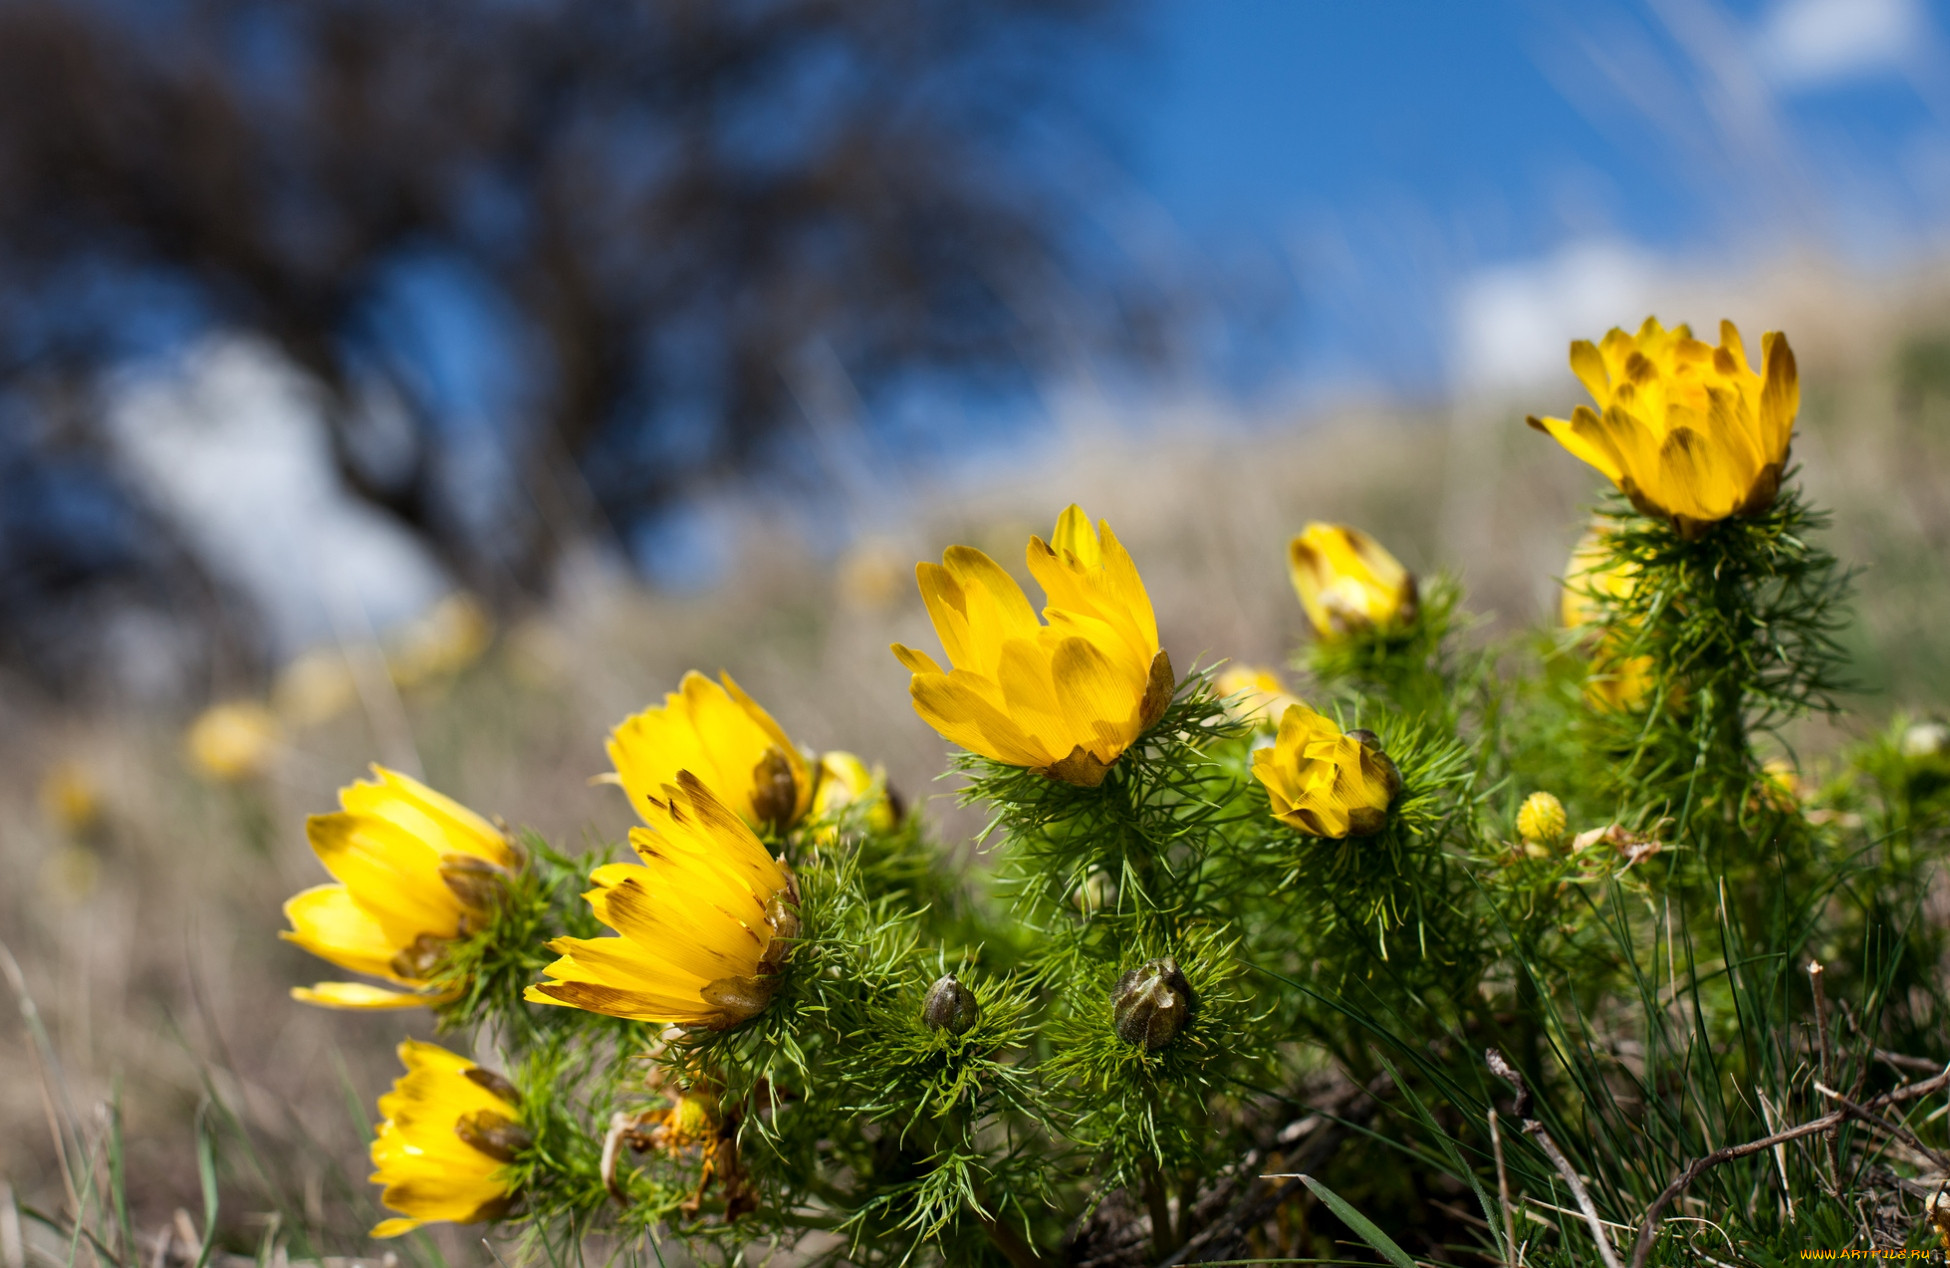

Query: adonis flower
left=369, top=1040, right=526, bottom=1238
left=607, top=672, right=813, bottom=833
left=1214, top=665, right=1300, bottom=730
left=810, top=751, right=898, bottom=837
left=1527, top=317, right=1799, bottom=538
left=892, top=505, right=1174, bottom=788
left=1562, top=526, right=1652, bottom=711
left=526, top=773, right=800, bottom=1028
left=185, top=700, right=282, bottom=782
left=283, top=767, right=515, bottom=1009
left=1287, top=524, right=1418, bottom=641
left=1251, top=703, right=1401, bottom=839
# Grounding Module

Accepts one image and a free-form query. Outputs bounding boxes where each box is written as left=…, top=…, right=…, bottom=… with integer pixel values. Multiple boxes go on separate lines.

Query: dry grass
left=6, top=282, right=1950, bottom=1260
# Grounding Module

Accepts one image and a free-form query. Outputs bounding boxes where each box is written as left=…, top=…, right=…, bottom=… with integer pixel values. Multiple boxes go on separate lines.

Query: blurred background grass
left=8, top=0, right=1950, bottom=1260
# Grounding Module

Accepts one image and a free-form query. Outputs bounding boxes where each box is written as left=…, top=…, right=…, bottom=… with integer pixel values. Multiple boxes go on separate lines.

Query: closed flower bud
left=1252, top=705, right=1399, bottom=839
left=1112, top=957, right=1194, bottom=1052
left=1516, top=792, right=1566, bottom=847
left=923, top=974, right=980, bottom=1034
left=1071, top=868, right=1117, bottom=916
left=1288, top=524, right=1417, bottom=642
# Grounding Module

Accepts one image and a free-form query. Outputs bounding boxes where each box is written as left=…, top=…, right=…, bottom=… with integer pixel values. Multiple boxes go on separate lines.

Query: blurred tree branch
left=0, top=0, right=1169, bottom=690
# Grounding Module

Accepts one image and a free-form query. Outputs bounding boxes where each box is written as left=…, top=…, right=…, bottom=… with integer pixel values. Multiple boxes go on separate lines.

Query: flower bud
left=748, top=745, right=804, bottom=833
left=1111, top=958, right=1194, bottom=1052
left=1071, top=868, right=1117, bottom=916
left=922, top=974, right=980, bottom=1034
left=1516, top=792, right=1566, bottom=847
left=1902, top=720, right=1950, bottom=759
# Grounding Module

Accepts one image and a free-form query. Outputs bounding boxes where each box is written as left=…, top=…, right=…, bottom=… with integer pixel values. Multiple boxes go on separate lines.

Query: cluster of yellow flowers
left=284, top=315, right=1797, bottom=1238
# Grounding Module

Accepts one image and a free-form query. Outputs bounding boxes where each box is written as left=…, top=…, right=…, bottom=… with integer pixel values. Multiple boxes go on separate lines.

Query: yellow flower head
left=1527, top=317, right=1799, bottom=538
left=39, top=761, right=102, bottom=837
left=185, top=700, right=282, bottom=781
left=811, top=751, right=897, bottom=837
left=1287, top=524, right=1418, bottom=641
left=283, top=766, right=515, bottom=1010
left=607, top=672, right=812, bottom=833
left=1215, top=665, right=1301, bottom=730
left=390, top=593, right=495, bottom=689
left=525, top=772, right=800, bottom=1029
left=272, top=648, right=358, bottom=727
left=1516, top=791, right=1567, bottom=847
left=1251, top=703, right=1401, bottom=839
left=1562, top=526, right=1652, bottom=711
left=891, top=505, right=1174, bottom=788
left=1756, top=757, right=1802, bottom=813
left=369, top=1040, right=525, bottom=1238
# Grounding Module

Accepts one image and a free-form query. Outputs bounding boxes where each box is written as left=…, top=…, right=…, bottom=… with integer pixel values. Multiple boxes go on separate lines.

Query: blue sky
left=1125, top=0, right=1950, bottom=395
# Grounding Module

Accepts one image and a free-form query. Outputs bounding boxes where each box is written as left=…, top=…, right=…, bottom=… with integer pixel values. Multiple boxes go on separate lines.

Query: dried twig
left=1486, top=1050, right=1622, bottom=1268
left=1809, top=962, right=1841, bottom=1191
left=1814, top=1081, right=1950, bottom=1172
left=1490, top=1108, right=1519, bottom=1268
left=1627, top=1063, right=1950, bottom=1268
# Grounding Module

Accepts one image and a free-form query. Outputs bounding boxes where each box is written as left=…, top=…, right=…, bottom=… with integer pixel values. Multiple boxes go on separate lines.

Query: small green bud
left=1111, top=957, right=1194, bottom=1052
left=1071, top=868, right=1117, bottom=916
left=922, top=974, right=979, bottom=1034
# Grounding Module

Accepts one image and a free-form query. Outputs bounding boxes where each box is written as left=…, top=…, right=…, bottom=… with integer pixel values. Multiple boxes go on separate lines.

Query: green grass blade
left=1294, top=1174, right=1418, bottom=1268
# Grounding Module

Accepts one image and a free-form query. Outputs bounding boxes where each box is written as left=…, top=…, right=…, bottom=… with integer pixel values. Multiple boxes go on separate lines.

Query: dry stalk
left=1485, top=1050, right=1623, bottom=1268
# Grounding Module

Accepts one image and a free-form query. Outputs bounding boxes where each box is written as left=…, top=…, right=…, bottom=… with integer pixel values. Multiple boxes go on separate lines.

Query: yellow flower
left=390, top=593, right=495, bottom=688
left=525, top=772, right=800, bottom=1028
left=1287, top=524, right=1418, bottom=641
left=1215, top=665, right=1300, bottom=730
left=273, top=648, right=358, bottom=726
left=891, top=505, right=1174, bottom=788
left=283, top=766, right=515, bottom=1010
left=811, top=751, right=897, bottom=838
left=39, top=761, right=102, bottom=837
left=1755, top=758, right=1802, bottom=813
left=607, top=672, right=813, bottom=832
left=1527, top=317, right=1799, bottom=538
left=1251, top=703, right=1401, bottom=839
left=1516, top=792, right=1567, bottom=847
left=1562, top=526, right=1652, bottom=711
left=369, top=1040, right=525, bottom=1238
left=185, top=700, right=282, bottom=781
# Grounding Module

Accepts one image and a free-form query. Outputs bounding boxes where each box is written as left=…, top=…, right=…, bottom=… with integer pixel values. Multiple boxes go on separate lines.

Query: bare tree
left=0, top=0, right=1165, bottom=691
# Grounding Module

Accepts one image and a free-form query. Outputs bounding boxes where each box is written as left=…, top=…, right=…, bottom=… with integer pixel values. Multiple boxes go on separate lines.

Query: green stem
left=1142, top=1162, right=1178, bottom=1259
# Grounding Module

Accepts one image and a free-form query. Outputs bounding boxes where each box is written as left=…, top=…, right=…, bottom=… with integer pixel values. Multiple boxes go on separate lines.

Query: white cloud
left=1450, top=239, right=1664, bottom=394
left=107, top=335, right=452, bottom=658
left=1753, top=0, right=1925, bottom=90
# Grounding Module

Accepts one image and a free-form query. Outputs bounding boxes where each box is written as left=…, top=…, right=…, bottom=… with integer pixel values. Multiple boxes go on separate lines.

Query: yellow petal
left=344, top=766, right=511, bottom=867
left=1050, top=636, right=1141, bottom=762
left=281, top=884, right=404, bottom=980
left=292, top=981, right=431, bottom=1010
left=908, top=671, right=1052, bottom=767
left=305, top=812, right=464, bottom=947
